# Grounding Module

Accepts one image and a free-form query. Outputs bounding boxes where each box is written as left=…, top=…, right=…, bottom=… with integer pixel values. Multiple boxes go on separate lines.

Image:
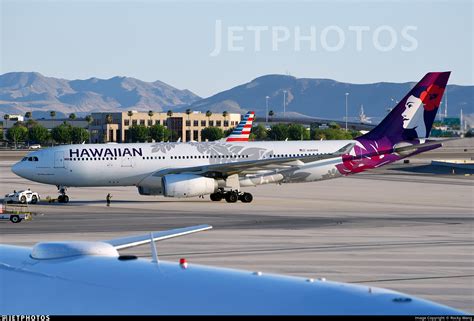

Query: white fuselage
left=12, top=140, right=354, bottom=189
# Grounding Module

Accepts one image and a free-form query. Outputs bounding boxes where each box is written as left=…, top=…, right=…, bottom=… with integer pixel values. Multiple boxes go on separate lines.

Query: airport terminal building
left=89, top=111, right=241, bottom=143
left=1, top=111, right=241, bottom=144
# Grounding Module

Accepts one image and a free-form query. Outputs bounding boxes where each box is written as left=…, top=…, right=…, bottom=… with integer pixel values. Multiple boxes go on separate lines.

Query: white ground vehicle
left=4, top=189, right=40, bottom=204
left=0, top=213, right=31, bottom=223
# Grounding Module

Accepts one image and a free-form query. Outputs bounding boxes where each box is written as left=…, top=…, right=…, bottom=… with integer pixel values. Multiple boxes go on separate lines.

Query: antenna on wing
left=150, top=232, right=159, bottom=265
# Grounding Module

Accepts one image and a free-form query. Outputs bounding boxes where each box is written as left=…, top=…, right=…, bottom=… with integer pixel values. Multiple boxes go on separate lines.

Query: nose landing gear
left=56, top=186, right=70, bottom=203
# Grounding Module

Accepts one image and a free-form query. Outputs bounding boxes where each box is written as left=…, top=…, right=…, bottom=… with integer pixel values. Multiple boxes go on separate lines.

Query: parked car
left=4, top=189, right=40, bottom=204
left=29, top=144, right=42, bottom=149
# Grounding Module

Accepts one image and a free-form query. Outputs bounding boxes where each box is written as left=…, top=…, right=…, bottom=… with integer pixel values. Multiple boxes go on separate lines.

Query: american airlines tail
left=226, top=111, right=255, bottom=142
left=336, top=72, right=450, bottom=174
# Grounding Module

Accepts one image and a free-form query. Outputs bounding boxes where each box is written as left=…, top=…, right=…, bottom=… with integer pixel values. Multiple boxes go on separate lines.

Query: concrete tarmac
left=0, top=151, right=473, bottom=313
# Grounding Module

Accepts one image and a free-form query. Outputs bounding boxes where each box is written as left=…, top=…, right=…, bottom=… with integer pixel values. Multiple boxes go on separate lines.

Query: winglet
left=105, top=224, right=212, bottom=250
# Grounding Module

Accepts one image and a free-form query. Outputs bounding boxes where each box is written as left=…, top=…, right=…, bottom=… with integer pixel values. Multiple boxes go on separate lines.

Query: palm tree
left=69, top=113, right=76, bottom=120
left=185, top=109, right=192, bottom=141
left=3, top=114, right=10, bottom=130
left=205, top=110, right=212, bottom=127
left=222, top=110, right=229, bottom=128
left=148, top=110, right=154, bottom=126
left=24, top=112, right=32, bottom=120
left=185, top=108, right=192, bottom=121
left=268, top=110, right=274, bottom=122
left=127, top=111, right=133, bottom=143
left=104, top=114, right=113, bottom=142
left=50, top=111, right=56, bottom=120
left=85, top=115, right=93, bottom=144
left=167, top=110, right=173, bottom=141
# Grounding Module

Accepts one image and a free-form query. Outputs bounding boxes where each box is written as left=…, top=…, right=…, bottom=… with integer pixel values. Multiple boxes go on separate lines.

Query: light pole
left=390, top=98, right=398, bottom=116
left=265, top=96, right=270, bottom=124
left=345, top=92, right=349, bottom=131
left=283, top=90, right=287, bottom=118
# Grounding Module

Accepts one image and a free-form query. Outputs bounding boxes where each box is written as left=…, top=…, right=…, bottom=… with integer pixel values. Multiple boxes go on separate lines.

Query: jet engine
left=162, top=174, right=218, bottom=198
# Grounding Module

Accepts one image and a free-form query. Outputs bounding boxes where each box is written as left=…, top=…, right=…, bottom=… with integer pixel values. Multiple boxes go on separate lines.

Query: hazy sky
left=1, top=0, right=473, bottom=97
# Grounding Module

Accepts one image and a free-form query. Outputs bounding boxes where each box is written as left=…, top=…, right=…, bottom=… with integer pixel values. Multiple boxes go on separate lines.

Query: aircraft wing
left=152, top=143, right=355, bottom=178
left=106, top=224, right=212, bottom=250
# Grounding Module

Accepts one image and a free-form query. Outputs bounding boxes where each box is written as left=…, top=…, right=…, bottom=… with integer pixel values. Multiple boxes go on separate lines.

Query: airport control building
left=89, top=111, right=241, bottom=143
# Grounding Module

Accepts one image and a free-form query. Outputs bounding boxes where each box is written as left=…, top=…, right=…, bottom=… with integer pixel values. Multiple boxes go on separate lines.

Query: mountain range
left=0, top=72, right=200, bottom=118
left=187, top=74, right=473, bottom=122
left=1, top=72, right=472, bottom=122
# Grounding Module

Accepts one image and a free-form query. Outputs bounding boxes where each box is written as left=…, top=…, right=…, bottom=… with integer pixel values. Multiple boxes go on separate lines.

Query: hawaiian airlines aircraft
left=12, top=72, right=450, bottom=203
left=0, top=225, right=465, bottom=315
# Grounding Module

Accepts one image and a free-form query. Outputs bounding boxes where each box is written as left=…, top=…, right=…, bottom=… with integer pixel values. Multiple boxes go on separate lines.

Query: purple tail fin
left=335, top=72, right=451, bottom=176
left=361, top=72, right=450, bottom=143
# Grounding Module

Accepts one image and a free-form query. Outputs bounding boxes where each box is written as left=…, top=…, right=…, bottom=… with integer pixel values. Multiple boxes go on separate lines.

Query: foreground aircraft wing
left=106, top=224, right=212, bottom=250
left=0, top=224, right=465, bottom=315
left=153, top=143, right=355, bottom=177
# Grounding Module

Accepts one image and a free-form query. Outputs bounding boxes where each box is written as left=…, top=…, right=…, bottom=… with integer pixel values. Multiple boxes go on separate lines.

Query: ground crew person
left=106, top=193, right=112, bottom=206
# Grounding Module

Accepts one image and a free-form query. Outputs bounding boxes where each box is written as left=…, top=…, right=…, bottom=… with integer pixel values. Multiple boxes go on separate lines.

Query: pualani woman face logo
left=401, top=95, right=426, bottom=138
left=400, top=84, right=445, bottom=139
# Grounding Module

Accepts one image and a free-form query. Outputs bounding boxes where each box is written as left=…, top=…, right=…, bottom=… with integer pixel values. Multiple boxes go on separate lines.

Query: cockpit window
left=22, top=157, right=28, bottom=161
left=33, top=156, right=38, bottom=161
left=28, top=157, right=33, bottom=161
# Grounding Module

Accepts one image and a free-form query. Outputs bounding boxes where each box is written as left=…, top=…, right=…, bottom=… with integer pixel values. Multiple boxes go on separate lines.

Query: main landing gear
left=56, top=186, right=70, bottom=203
left=210, top=189, right=253, bottom=203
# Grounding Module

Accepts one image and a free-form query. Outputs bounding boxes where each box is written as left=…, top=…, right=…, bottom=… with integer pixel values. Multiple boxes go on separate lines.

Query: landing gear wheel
left=10, top=215, right=21, bottom=223
left=20, top=196, right=26, bottom=204
left=210, top=192, right=223, bottom=202
left=240, top=192, right=253, bottom=203
left=225, top=192, right=238, bottom=203
left=58, top=195, right=69, bottom=203
left=31, top=195, right=38, bottom=204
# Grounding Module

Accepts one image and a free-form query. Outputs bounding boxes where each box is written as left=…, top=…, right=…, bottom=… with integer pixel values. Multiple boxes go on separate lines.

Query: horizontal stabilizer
left=105, top=224, right=212, bottom=250
left=343, top=140, right=448, bottom=162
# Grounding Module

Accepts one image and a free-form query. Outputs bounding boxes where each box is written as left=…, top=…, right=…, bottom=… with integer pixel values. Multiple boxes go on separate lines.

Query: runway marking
left=350, top=274, right=474, bottom=284
left=348, top=175, right=474, bottom=186
left=154, top=240, right=473, bottom=258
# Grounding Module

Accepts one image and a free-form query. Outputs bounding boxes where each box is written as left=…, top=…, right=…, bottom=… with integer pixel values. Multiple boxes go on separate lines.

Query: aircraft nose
left=11, top=161, right=23, bottom=176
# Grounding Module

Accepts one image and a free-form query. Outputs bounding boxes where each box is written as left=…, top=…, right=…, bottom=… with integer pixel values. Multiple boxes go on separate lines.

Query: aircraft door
left=121, top=156, right=134, bottom=168
left=54, top=151, right=66, bottom=168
